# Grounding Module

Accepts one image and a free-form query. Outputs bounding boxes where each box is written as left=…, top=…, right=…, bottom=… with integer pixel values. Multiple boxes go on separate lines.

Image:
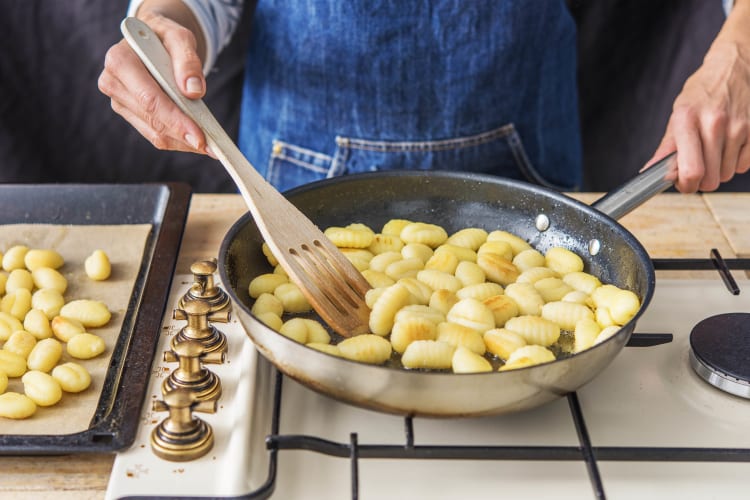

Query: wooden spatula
left=122, top=17, right=371, bottom=336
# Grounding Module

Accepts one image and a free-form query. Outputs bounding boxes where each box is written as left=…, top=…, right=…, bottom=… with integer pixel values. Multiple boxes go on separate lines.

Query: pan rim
left=219, top=170, right=655, bottom=377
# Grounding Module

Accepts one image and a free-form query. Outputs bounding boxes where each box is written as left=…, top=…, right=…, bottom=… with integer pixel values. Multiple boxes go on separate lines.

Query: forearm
left=714, top=0, right=750, bottom=49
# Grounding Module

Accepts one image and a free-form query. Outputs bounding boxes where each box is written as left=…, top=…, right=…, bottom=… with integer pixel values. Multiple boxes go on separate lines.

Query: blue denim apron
left=238, top=0, right=581, bottom=193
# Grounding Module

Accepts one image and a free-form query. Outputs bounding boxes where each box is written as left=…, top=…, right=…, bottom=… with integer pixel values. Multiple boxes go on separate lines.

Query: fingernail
left=206, top=145, right=217, bottom=159
left=184, top=133, right=199, bottom=149
left=186, top=76, right=203, bottom=94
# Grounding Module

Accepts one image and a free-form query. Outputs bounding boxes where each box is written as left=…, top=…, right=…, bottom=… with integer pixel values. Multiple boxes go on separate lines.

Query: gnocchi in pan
left=0, top=244, right=112, bottom=419
left=248, top=219, right=641, bottom=374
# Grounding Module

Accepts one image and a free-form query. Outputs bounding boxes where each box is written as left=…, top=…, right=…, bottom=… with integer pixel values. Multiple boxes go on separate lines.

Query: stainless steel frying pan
left=218, top=155, right=675, bottom=417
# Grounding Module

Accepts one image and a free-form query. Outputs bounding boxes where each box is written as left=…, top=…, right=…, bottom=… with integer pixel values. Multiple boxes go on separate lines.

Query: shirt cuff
left=127, top=0, right=242, bottom=75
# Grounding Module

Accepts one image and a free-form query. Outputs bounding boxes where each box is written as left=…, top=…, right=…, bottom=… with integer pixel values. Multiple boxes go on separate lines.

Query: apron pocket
left=266, top=140, right=333, bottom=192
left=268, top=124, right=575, bottom=192
left=331, top=123, right=573, bottom=188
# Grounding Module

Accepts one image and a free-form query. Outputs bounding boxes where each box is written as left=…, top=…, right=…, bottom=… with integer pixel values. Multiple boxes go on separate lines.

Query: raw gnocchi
left=84, top=250, right=111, bottom=281
left=0, top=392, right=37, bottom=419
left=0, top=243, right=108, bottom=420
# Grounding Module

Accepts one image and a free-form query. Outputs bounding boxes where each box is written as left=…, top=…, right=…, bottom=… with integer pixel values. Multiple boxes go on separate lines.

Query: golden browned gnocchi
left=505, top=315, right=561, bottom=347
left=425, top=247, right=460, bottom=273
left=545, top=247, right=584, bottom=275
left=279, top=317, right=330, bottom=345
left=454, top=261, right=486, bottom=287
left=369, top=283, right=412, bottom=335
left=401, top=340, right=454, bottom=369
left=341, top=248, right=375, bottom=271
left=482, top=294, right=519, bottom=327
left=452, top=346, right=492, bottom=373
left=401, top=243, right=433, bottom=264
left=436, top=322, right=485, bottom=355
left=274, top=283, right=312, bottom=314
left=446, top=228, right=487, bottom=250
left=390, top=316, right=437, bottom=354
left=477, top=240, right=513, bottom=261
left=400, top=222, right=448, bottom=248
left=338, top=334, right=392, bottom=364
left=434, top=245, right=477, bottom=263
left=247, top=218, right=642, bottom=374
left=499, top=345, right=556, bottom=371
left=483, top=328, right=527, bottom=360
left=248, top=273, right=289, bottom=298
left=446, top=298, right=495, bottom=333
left=324, top=224, right=375, bottom=248
left=487, top=230, right=532, bottom=255
left=368, top=234, right=405, bottom=254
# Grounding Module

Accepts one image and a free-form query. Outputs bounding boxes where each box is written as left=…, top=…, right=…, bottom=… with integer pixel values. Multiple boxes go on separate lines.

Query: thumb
left=643, top=126, right=676, bottom=174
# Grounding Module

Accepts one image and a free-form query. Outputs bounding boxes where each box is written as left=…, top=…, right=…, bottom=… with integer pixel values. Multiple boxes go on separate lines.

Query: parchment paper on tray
left=1, top=223, right=152, bottom=435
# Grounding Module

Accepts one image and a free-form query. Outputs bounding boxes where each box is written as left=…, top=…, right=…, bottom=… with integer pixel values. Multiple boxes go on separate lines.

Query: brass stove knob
left=162, top=340, right=225, bottom=402
left=172, top=300, right=230, bottom=355
left=179, top=258, right=231, bottom=313
left=150, top=388, right=216, bottom=461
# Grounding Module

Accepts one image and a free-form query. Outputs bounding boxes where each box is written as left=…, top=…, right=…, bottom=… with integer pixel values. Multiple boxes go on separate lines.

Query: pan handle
left=591, top=152, right=676, bottom=220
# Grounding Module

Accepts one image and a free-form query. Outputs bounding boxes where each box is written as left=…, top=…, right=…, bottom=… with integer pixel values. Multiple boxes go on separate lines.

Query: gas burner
left=689, top=313, right=750, bottom=399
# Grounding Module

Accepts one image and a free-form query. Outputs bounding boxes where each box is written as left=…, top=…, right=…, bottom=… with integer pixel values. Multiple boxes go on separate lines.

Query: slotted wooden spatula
left=122, top=17, right=371, bottom=336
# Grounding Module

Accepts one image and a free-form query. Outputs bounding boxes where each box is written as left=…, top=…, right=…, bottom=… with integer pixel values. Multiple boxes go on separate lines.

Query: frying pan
left=218, top=155, right=675, bottom=417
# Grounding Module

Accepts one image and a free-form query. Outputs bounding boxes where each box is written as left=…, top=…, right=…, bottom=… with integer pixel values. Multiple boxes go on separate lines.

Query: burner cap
left=689, top=313, right=750, bottom=399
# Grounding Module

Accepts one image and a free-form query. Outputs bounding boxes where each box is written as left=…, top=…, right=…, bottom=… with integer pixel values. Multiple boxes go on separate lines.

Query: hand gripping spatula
left=122, top=17, right=371, bottom=337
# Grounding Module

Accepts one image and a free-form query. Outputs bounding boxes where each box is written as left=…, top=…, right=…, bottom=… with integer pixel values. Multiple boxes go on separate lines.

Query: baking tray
left=0, top=182, right=191, bottom=454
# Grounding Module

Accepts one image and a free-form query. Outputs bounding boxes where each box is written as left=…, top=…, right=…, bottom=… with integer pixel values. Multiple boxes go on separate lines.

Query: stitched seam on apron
left=336, top=124, right=516, bottom=153
left=273, top=140, right=333, bottom=162
left=272, top=152, right=330, bottom=173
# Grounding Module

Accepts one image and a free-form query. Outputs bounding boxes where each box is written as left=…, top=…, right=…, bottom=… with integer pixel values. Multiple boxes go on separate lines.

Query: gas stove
left=105, top=258, right=750, bottom=500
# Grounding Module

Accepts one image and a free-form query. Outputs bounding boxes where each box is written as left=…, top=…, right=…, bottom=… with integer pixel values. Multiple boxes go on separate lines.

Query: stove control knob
left=179, top=258, right=231, bottom=313
left=163, top=340, right=224, bottom=402
left=172, top=300, right=229, bottom=355
left=150, top=388, right=216, bottom=461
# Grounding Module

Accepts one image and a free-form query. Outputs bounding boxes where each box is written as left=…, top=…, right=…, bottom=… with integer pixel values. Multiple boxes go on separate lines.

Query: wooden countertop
left=0, top=191, right=747, bottom=499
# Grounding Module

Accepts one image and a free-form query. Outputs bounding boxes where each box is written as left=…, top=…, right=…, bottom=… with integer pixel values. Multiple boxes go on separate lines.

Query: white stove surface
left=106, top=277, right=750, bottom=500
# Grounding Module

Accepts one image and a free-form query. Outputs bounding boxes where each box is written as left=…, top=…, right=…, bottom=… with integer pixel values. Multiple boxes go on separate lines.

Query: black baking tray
left=0, top=182, right=192, bottom=454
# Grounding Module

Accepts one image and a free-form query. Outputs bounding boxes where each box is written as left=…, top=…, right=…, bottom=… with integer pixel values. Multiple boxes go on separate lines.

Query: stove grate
left=122, top=256, right=750, bottom=500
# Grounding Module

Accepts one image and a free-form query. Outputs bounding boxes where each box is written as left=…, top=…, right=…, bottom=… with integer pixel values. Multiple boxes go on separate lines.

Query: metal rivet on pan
left=535, top=214, right=550, bottom=232
left=588, top=239, right=601, bottom=256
